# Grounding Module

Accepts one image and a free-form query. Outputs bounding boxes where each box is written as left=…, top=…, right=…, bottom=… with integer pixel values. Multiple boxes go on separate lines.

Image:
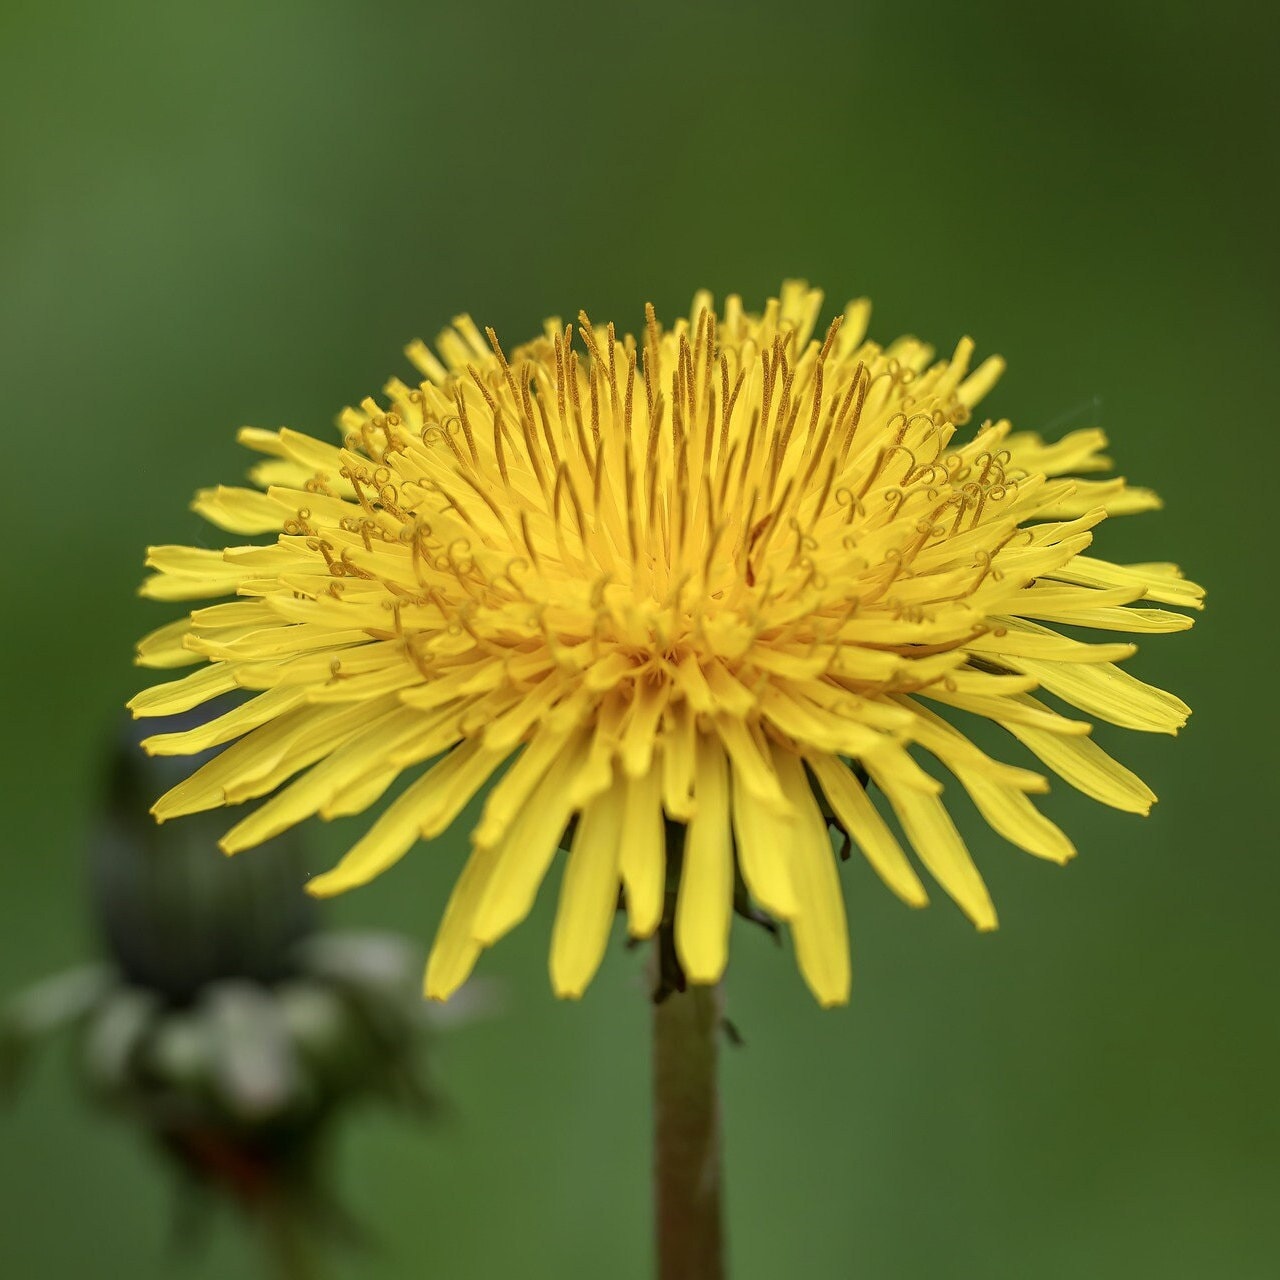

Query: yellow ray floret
left=132, top=281, right=1202, bottom=1006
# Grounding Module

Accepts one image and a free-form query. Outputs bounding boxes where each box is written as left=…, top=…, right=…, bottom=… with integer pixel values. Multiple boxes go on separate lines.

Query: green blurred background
left=2, top=1, right=1275, bottom=1275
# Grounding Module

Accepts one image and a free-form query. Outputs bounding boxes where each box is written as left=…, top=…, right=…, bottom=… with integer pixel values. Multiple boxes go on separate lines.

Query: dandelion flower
left=132, top=282, right=1201, bottom=1007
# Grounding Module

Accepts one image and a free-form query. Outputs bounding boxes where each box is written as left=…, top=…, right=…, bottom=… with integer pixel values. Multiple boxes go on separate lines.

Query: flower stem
left=259, top=1198, right=317, bottom=1280
left=652, top=979, right=726, bottom=1280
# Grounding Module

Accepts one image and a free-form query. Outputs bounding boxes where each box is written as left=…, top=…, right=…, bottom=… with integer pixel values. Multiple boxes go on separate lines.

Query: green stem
left=259, top=1197, right=317, bottom=1280
left=652, top=978, right=726, bottom=1280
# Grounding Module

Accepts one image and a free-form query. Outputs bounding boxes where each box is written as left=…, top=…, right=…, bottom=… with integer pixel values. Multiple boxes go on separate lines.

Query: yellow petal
left=867, top=763, right=997, bottom=931
left=620, top=676, right=670, bottom=778
left=149, top=702, right=359, bottom=820
left=140, top=687, right=304, bottom=756
left=956, top=354, right=1005, bottom=407
left=1032, top=478, right=1161, bottom=518
left=967, top=626, right=1136, bottom=665
left=473, top=722, right=580, bottom=849
left=129, top=663, right=239, bottom=717
left=896, top=699, right=1048, bottom=792
left=730, top=759, right=798, bottom=919
left=1003, top=427, right=1112, bottom=476
left=661, top=700, right=697, bottom=822
left=955, top=769, right=1075, bottom=864
left=305, top=663, right=421, bottom=703
left=806, top=753, right=928, bottom=907
left=1051, top=555, right=1205, bottom=611
left=550, top=785, right=625, bottom=997
left=481, top=675, right=573, bottom=752
left=140, top=546, right=245, bottom=601
left=675, top=733, right=733, bottom=985
left=619, top=767, right=666, bottom=938
left=1013, top=658, right=1190, bottom=735
left=218, top=706, right=425, bottom=851
left=306, top=739, right=506, bottom=898
left=757, top=683, right=886, bottom=757
left=1021, top=604, right=1194, bottom=634
left=1005, top=704, right=1156, bottom=814
left=192, top=485, right=285, bottom=535
left=424, top=842, right=503, bottom=1000
left=320, top=764, right=400, bottom=818
left=136, top=617, right=203, bottom=670
left=469, top=727, right=592, bottom=946
left=713, top=715, right=790, bottom=810
left=924, top=685, right=1091, bottom=736
left=771, top=746, right=851, bottom=1007
left=892, top=700, right=1070, bottom=865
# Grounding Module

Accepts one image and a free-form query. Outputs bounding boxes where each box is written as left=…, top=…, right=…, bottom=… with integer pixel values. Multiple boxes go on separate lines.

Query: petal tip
left=423, top=965, right=462, bottom=1004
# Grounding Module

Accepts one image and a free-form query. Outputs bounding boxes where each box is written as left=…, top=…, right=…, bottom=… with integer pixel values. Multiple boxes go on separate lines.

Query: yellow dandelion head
left=132, top=282, right=1202, bottom=1007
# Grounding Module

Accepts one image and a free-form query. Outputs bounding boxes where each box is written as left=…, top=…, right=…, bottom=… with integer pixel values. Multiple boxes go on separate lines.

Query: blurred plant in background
left=1, top=708, right=470, bottom=1278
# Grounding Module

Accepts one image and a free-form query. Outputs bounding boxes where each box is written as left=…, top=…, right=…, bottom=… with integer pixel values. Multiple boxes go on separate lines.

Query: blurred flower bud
left=88, top=704, right=316, bottom=1001
left=3, top=709, right=469, bottom=1271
